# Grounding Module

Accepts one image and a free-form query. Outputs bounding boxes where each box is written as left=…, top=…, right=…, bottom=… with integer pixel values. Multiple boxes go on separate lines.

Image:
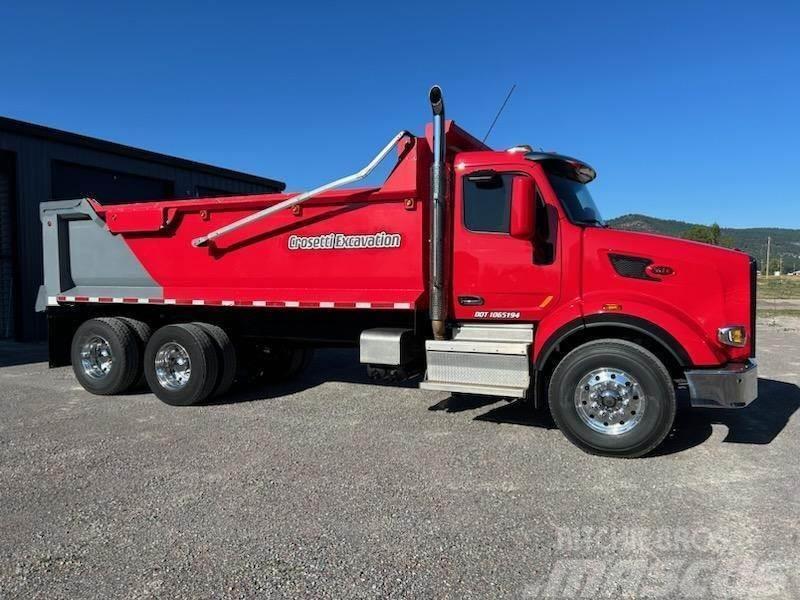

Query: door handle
left=458, top=295, right=484, bottom=306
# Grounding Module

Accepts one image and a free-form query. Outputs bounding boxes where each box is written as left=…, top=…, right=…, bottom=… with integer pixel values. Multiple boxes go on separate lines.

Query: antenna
left=482, top=84, right=516, bottom=144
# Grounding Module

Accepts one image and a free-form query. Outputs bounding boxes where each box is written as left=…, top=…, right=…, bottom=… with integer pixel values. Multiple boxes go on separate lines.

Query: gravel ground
left=1, top=324, right=799, bottom=599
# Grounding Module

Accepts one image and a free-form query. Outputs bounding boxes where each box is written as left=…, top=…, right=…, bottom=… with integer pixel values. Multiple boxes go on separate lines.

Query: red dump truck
left=37, top=86, right=757, bottom=457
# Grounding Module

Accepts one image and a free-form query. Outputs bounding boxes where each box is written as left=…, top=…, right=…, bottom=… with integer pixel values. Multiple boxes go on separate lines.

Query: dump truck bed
left=39, top=190, right=426, bottom=311
left=39, top=134, right=432, bottom=312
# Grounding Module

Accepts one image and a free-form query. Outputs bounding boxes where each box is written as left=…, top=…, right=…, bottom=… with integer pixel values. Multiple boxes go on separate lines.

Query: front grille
left=608, top=254, right=657, bottom=281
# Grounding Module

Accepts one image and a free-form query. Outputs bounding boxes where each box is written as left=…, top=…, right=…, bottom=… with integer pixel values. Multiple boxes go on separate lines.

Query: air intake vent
left=609, top=254, right=657, bottom=281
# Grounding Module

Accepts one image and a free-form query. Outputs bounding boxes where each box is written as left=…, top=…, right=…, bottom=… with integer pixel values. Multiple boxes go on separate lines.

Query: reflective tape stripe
left=48, top=297, right=415, bottom=310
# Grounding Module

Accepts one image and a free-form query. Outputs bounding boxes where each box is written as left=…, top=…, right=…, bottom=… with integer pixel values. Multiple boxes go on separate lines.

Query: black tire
left=71, top=317, right=140, bottom=395
left=117, top=317, right=153, bottom=388
left=548, top=339, right=676, bottom=458
left=144, top=324, right=220, bottom=406
left=192, top=322, right=237, bottom=396
left=261, top=346, right=314, bottom=383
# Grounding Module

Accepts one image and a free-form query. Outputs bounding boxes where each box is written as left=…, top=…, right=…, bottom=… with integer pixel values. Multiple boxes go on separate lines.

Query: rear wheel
left=192, top=322, right=237, bottom=396
left=71, top=317, right=140, bottom=395
left=144, top=324, right=219, bottom=406
left=548, top=339, right=676, bottom=458
left=117, top=317, right=153, bottom=387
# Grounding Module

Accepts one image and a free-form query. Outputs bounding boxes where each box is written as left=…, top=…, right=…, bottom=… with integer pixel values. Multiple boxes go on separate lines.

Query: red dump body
left=97, top=190, right=426, bottom=309
left=92, top=131, right=438, bottom=309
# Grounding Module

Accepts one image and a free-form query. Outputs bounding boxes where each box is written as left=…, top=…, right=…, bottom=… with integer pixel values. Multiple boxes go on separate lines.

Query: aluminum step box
left=420, top=326, right=533, bottom=398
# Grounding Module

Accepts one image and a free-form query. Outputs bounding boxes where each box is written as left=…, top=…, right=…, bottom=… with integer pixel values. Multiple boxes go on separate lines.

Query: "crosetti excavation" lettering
left=287, top=231, right=402, bottom=250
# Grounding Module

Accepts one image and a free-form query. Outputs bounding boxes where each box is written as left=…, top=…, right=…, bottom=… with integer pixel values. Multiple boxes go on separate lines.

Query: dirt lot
left=758, top=276, right=800, bottom=321
left=757, top=276, right=800, bottom=301
left=1, top=321, right=799, bottom=599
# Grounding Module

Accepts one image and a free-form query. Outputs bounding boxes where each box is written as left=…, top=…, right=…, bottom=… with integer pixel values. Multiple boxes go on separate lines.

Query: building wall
left=0, top=152, right=14, bottom=339
left=0, top=130, right=279, bottom=341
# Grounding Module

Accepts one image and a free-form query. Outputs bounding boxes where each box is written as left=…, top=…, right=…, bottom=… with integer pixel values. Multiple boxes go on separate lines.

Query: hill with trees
left=607, top=214, right=800, bottom=274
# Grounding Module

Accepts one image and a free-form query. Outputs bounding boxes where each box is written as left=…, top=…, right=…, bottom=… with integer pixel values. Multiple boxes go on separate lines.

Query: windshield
left=546, top=174, right=604, bottom=226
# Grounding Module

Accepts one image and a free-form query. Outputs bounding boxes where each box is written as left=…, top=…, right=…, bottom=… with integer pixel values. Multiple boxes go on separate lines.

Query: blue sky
left=1, top=1, right=798, bottom=228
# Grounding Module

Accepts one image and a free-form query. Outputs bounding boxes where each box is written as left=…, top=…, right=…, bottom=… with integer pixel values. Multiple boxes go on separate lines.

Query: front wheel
left=548, top=339, right=676, bottom=458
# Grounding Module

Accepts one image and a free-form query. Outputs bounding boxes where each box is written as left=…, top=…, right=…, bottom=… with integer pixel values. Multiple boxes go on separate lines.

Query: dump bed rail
left=191, top=130, right=413, bottom=248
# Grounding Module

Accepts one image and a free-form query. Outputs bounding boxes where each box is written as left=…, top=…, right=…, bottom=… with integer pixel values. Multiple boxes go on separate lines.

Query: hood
left=581, top=227, right=754, bottom=363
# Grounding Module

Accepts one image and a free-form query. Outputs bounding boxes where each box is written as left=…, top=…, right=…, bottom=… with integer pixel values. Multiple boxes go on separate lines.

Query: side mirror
left=510, top=176, right=535, bottom=240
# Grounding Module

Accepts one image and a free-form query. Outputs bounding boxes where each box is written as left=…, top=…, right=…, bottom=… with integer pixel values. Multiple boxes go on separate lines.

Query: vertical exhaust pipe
left=429, top=85, right=447, bottom=340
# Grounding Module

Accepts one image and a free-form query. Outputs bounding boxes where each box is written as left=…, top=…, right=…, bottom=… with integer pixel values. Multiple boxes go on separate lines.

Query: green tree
left=710, top=223, right=722, bottom=244
left=681, top=222, right=733, bottom=247
left=682, top=225, right=714, bottom=244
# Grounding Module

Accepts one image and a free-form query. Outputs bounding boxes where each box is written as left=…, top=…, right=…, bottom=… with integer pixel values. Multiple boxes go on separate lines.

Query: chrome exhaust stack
left=428, top=85, right=447, bottom=340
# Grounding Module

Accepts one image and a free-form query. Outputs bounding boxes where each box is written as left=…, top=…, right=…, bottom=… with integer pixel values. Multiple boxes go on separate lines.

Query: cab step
left=420, top=325, right=533, bottom=399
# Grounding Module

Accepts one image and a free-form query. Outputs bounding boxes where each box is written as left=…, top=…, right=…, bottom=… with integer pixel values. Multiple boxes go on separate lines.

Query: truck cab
left=416, top=92, right=756, bottom=457
left=445, top=143, right=755, bottom=370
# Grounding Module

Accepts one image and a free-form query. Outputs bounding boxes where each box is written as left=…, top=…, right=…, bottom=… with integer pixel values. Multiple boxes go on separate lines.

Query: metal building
left=0, top=116, right=285, bottom=341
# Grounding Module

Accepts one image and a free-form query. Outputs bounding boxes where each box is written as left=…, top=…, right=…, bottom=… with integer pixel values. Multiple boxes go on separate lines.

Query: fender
left=534, top=313, right=694, bottom=372
left=585, top=292, right=728, bottom=366
left=532, top=300, right=584, bottom=368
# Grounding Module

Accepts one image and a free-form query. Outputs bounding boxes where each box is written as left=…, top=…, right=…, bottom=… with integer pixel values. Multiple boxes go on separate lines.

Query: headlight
left=718, top=326, right=747, bottom=347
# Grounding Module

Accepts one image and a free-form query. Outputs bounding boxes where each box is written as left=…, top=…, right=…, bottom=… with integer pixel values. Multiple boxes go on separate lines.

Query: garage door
left=0, top=170, right=12, bottom=339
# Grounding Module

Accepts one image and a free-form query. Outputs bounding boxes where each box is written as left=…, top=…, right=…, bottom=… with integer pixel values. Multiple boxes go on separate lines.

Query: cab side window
left=534, top=190, right=556, bottom=264
left=463, top=173, right=513, bottom=233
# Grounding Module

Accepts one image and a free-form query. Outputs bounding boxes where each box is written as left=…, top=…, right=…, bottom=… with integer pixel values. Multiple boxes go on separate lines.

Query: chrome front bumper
left=685, top=360, right=758, bottom=408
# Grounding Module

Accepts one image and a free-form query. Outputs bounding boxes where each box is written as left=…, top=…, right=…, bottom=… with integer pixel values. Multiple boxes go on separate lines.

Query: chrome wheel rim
left=574, top=368, right=645, bottom=435
left=80, top=335, right=113, bottom=379
left=154, top=342, right=192, bottom=390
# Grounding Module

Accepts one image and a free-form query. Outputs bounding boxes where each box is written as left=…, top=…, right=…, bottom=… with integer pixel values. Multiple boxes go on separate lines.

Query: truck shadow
left=429, top=377, right=800, bottom=456
left=429, top=394, right=557, bottom=428
left=203, top=348, right=420, bottom=405
left=652, top=378, right=800, bottom=456
left=203, top=349, right=800, bottom=456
